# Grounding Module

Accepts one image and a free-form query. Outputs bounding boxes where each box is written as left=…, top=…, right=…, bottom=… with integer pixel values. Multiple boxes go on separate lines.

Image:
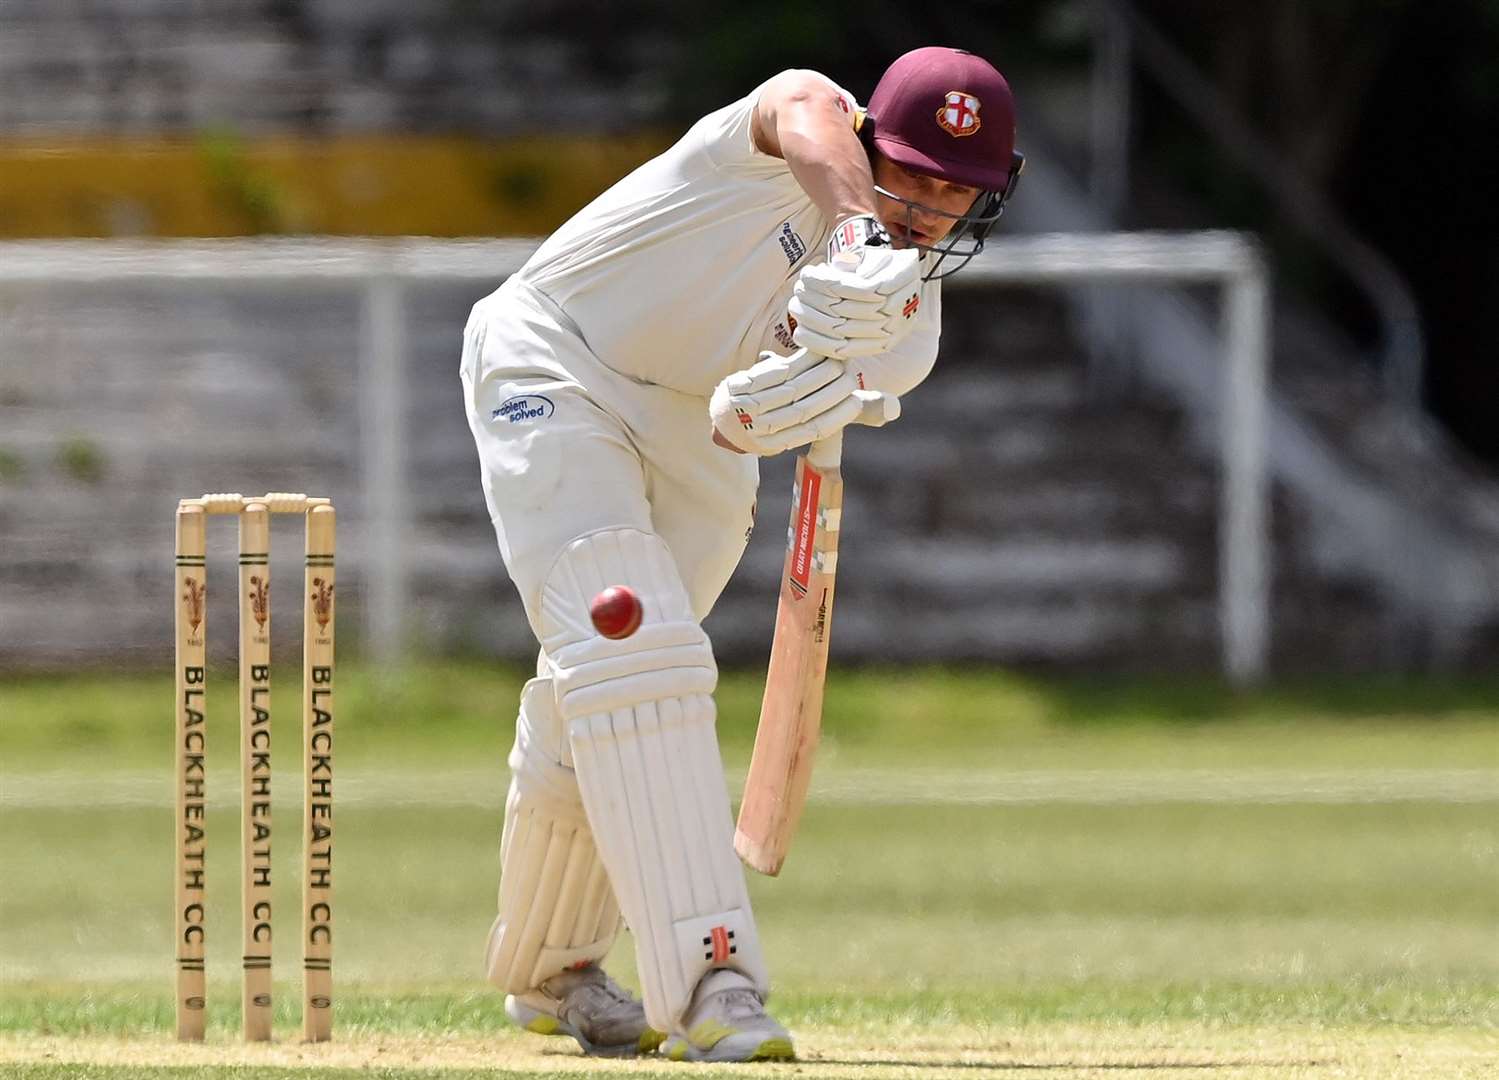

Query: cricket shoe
left=505, top=964, right=665, bottom=1057
left=661, top=969, right=795, bottom=1062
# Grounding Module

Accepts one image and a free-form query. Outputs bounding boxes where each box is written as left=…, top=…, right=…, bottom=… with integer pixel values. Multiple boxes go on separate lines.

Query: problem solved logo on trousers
left=492, top=395, right=556, bottom=424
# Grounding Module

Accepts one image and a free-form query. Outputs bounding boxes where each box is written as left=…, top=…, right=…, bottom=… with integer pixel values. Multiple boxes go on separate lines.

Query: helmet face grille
left=875, top=151, right=1024, bottom=281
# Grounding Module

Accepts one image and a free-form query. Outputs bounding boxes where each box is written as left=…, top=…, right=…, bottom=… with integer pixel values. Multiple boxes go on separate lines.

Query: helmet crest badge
left=936, top=90, right=982, bottom=137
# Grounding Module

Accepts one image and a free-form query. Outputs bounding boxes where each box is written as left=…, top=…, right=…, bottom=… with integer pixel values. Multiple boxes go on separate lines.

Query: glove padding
left=710, top=347, right=901, bottom=456
left=788, top=215, right=923, bottom=360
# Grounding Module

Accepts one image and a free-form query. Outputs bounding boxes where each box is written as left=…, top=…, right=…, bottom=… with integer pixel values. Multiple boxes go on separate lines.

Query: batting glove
left=709, top=347, right=901, bottom=456
left=788, top=215, right=923, bottom=360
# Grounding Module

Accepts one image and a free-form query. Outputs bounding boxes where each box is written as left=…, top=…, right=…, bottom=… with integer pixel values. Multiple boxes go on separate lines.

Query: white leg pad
left=486, top=677, right=621, bottom=993
left=541, top=528, right=768, bottom=1032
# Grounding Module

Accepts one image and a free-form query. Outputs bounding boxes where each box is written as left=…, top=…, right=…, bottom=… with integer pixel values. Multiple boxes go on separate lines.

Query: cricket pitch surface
left=3, top=666, right=1496, bottom=1078
left=3, top=1023, right=1497, bottom=1079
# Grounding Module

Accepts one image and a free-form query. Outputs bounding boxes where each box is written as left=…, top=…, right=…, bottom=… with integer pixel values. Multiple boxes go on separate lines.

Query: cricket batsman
left=461, top=46, right=1021, bottom=1061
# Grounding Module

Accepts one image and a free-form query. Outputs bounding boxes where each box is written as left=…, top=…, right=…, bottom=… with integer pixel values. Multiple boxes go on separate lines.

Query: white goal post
left=959, top=232, right=1270, bottom=686
left=0, top=232, right=1268, bottom=682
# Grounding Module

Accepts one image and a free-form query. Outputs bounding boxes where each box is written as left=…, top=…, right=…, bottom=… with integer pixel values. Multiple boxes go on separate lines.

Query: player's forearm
left=776, top=102, right=878, bottom=226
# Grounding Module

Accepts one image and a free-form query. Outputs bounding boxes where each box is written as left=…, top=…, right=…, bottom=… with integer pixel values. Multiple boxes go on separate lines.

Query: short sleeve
left=699, top=70, right=861, bottom=173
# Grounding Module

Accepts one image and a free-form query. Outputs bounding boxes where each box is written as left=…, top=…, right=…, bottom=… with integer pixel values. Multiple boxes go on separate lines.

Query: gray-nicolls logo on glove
left=709, top=348, right=901, bottom=457
left=787, top=214, right=923, bottom=360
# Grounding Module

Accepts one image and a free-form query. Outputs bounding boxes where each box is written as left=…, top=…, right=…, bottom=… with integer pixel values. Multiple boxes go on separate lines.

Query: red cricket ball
left=589, top=585, right=643, bottom=639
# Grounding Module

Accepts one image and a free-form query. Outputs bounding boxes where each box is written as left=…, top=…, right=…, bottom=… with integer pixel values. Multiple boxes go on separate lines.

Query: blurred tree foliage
left=1138, top=1, right=1411, bottom=192
left=651, top=0, right=1069, bottom=119
left=1337, top=1, right=1499, bottom=460
left=1133, top=0, right=1499, bottom=459
left=471, top=0, right=1073, bottom=118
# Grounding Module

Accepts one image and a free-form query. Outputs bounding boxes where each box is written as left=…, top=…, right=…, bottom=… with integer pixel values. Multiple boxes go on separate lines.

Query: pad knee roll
left=540, top=528, right=718, bottom=720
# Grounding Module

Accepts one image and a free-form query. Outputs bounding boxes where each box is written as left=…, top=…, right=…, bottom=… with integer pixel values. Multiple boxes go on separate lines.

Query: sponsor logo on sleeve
left=491, top=394, right=556, bottom=424
left=777, top=221, right=808, bottom=266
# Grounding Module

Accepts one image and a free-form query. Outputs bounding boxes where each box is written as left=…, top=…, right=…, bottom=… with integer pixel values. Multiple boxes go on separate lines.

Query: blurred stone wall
left=0, top=0, right=671, bottom=136
left=0, top=270, right=1388, bottom=673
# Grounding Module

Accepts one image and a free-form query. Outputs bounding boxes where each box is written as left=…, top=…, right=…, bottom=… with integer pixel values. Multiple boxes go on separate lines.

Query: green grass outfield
left=2, top=664, right=1497, bottom=1078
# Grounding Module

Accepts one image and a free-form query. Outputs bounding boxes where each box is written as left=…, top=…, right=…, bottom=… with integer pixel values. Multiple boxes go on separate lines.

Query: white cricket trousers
left=461, top=276, right=759, bottom=627
left=460, top=275, right=767, bottom=1022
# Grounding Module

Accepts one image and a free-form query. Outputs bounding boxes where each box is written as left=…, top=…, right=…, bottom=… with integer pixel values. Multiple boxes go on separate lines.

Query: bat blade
left=735, top=437, right=844, bottom=875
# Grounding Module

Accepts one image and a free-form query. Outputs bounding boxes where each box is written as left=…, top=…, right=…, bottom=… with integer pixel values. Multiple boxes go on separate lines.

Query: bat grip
left=806, top=431, right=843, bottom=469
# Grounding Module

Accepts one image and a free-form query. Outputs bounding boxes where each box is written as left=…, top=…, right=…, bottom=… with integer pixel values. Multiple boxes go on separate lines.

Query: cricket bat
left=734, top=432, right=844, bottom=876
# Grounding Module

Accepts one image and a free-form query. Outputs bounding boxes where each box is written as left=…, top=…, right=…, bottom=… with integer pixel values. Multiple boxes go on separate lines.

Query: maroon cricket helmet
left=866, top=46, right=1017, bottom=191
left=861, top=47, right=1023, bottom=277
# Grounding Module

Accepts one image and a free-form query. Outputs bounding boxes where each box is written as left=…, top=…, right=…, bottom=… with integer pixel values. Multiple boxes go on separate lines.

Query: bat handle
left=807, top=432, right=843, bottom=470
